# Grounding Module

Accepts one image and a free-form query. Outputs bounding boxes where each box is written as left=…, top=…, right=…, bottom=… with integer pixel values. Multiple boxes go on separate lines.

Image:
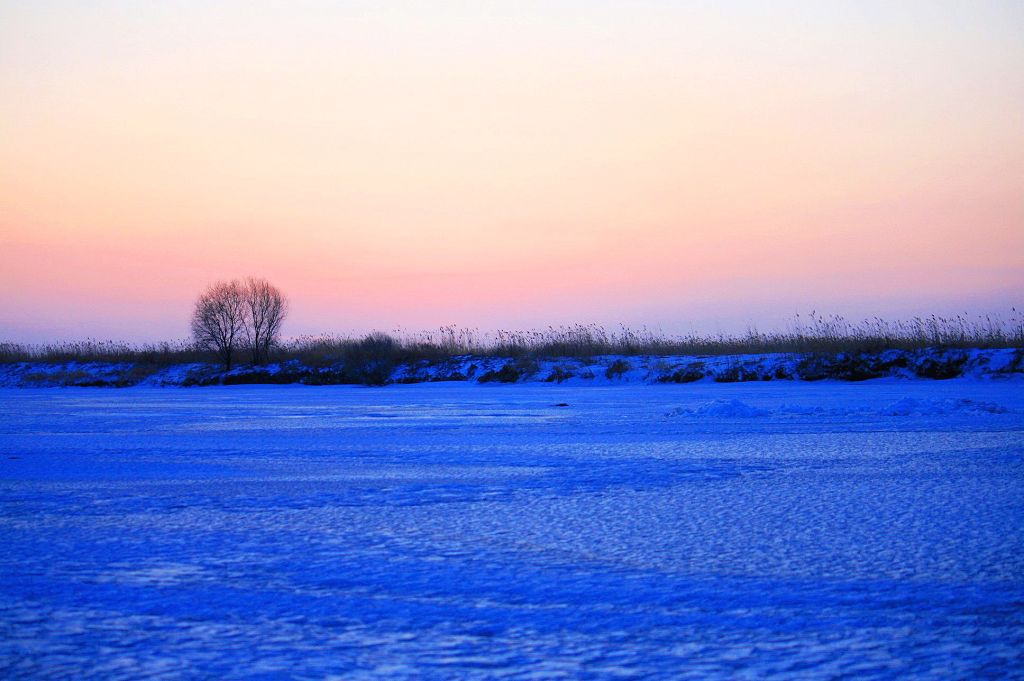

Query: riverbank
left=2, top=347, right=1021, bottom=388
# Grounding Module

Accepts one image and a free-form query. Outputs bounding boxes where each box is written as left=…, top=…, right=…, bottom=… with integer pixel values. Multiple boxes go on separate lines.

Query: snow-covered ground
left=2, top=381, right=1022, bottom=679
left=2, top=347, right=1021, bottom=387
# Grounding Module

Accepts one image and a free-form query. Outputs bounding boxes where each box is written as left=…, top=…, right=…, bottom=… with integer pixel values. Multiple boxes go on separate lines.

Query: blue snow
left=1, top=381, right=1023, bottom=679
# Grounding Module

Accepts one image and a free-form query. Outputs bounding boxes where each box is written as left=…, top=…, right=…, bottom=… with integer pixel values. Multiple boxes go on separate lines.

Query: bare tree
left=242, top=277, right=288, bottom=365
left=191, top=280, right=246, bottom=370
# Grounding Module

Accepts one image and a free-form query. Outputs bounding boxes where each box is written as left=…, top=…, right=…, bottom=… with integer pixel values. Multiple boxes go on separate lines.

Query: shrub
left=656, top=365, right=705, bottom=383
left=914, top=351, right=968, bottom=380
left=604, top=359, right=631, bottom=380
left=478, top=364, right=522, bottom=383
left=713, top=364, right=759, bottom=383
left=545, top=365, right=575, bottom=383
left=479, top=359, right=538, bottom=384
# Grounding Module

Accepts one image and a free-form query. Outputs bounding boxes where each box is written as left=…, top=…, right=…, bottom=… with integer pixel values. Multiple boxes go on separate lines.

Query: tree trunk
left=251, top=331, right=261, bottom=365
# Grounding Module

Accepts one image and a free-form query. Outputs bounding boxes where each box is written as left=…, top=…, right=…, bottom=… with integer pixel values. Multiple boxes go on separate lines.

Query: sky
left=2, top=1, right=1022, bottom=342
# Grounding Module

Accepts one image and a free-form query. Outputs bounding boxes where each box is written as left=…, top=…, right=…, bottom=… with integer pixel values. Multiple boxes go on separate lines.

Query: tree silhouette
left=242, top=277, right=288, bottom=365
left=191, top=280, right=246, bottom=370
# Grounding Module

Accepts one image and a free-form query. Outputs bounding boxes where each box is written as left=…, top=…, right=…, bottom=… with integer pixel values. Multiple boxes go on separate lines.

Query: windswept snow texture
left=2, top=381, right=1023, bottom=679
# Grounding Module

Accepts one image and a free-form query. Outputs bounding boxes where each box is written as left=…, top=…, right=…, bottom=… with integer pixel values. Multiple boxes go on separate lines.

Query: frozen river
left=2, top=381, right=1023, bottom=679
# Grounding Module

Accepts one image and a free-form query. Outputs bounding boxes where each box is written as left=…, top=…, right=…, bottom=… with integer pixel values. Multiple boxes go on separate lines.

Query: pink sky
left=2, top=1, right=1022, bottom=342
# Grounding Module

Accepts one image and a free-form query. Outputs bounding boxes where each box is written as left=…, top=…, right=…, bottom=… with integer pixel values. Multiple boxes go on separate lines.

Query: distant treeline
left=2, top=312, right=1022, bottom=367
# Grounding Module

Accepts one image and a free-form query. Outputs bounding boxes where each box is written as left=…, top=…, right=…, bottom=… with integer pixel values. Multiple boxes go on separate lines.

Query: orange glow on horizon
left=2, top=2, right=1022, bottom=341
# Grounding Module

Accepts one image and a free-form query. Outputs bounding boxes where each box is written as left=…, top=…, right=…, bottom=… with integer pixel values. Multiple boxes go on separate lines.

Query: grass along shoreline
left=3, top=314, right=1022, bottom=386
left=4, top=313, right=1024, bottom=366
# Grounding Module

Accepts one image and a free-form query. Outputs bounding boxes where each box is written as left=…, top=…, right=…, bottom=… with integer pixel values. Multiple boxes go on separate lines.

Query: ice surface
left=667, top=399, right=769, bottom=418
left=881, top=397, right=1010, bottom=416
left=1, top=381, right=1023, bottom=679
left=669, top=397, right=1016, bottom=419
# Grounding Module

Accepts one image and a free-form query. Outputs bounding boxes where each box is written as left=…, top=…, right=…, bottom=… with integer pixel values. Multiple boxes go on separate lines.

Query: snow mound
left=668, top=399, right=768, bottom=418
left=882, top=397, right=1009, bottom=416
left=777, top=404, right=835, bottom=416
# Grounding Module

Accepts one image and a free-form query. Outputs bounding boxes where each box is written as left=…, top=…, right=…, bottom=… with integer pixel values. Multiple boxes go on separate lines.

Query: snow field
left=1, top=380, right=1022, bottom=679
